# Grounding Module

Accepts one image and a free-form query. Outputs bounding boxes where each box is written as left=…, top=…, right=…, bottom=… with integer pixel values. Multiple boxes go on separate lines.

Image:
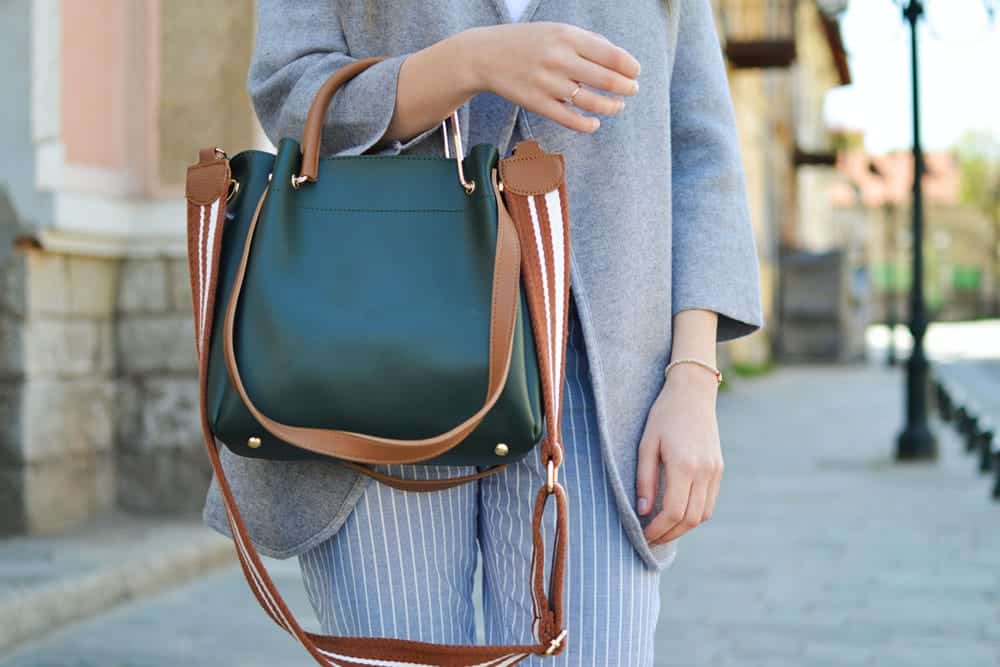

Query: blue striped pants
left=299, top=298, right=662, bottom=665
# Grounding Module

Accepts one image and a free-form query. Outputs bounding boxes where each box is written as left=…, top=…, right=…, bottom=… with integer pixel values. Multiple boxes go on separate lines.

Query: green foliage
left=727, top=360, right=776, bottom=381
left=952, top=265, right=982, bottom=291
left=957, top=132, right=1000, bottom=220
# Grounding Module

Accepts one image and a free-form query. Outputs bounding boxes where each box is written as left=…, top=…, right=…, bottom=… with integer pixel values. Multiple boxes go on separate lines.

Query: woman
left=204, top=0, right=763, bottom=663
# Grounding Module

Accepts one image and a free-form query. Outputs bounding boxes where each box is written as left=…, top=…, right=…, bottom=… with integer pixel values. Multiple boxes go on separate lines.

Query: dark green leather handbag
left=185, top=58, right=574, bottom=665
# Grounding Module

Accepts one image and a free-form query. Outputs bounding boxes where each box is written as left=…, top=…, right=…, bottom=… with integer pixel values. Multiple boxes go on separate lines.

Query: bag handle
left=293, top=56, right=474, bottom=193
left=220, top=169, right=522, bottom=465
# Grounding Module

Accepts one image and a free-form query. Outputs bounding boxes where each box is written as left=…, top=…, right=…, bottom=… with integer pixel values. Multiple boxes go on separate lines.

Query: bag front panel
left=206, top=142, right=543, bottom=465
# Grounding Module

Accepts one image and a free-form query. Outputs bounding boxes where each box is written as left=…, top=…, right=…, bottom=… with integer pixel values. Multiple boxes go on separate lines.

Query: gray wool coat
left=203, top=0, right=764, bottom=573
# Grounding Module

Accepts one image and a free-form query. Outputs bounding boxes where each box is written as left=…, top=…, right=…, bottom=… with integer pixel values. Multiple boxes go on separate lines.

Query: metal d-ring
left=440, top=110, right=475, bottom=195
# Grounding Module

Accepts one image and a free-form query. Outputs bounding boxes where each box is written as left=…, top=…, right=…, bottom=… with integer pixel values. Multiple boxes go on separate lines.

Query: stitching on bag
left=317, top=156, right=450, bottom=163
left=294, top=206, right=466, bottom=213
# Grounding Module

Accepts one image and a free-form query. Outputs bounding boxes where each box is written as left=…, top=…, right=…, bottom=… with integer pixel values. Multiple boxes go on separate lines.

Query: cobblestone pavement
left=3, top=361, right=999, bottom=666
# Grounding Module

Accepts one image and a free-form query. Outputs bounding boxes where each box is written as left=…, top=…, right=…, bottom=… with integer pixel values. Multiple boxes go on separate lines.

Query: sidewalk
left=657, top=363, right=1000, bottom=666
left=3, top=362, right=998, bottom=666
left=0, top=514, right=234, bottom=654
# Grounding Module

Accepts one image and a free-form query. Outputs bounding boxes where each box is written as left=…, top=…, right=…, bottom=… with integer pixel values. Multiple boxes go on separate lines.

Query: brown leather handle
left=297, top=56, right=387, bottom=184
left=222, top=169, right=523, bottom=464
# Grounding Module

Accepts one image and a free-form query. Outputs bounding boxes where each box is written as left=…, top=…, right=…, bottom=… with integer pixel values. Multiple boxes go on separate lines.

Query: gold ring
left=562, top=81, right=582, bottom=105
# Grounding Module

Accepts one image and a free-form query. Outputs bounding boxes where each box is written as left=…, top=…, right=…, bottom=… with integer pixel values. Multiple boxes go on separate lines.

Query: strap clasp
left=544, top=628, right=568, bottom=656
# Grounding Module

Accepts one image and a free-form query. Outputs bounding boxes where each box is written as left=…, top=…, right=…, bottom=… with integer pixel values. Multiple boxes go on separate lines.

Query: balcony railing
left=720, top=0, right=797, bottom=68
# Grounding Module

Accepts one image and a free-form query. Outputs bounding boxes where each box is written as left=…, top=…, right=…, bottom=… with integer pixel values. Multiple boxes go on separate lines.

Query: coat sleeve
left=248, top=0, right=441, bottom=157
left=669, top=0, right=765, bottom=342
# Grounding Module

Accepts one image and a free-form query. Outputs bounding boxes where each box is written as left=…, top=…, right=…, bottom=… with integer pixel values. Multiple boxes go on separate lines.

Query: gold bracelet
left=664, top=358, right=723, bottom=385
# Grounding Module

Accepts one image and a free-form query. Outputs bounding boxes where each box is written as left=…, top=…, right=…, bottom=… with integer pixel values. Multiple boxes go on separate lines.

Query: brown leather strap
left=298, top=56, right=387, bottom=184
left=499, top=140, right=573, bottom=645
left=339, top=459, right=510, bottom=492
left=499, top=140, right=571, bottom=474
left=185, top=143, right=571, bottom=665
left=221, top=169, right=522, bottom=465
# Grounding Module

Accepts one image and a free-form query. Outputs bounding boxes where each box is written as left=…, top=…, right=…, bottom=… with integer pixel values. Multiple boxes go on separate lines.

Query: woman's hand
left=635, top=364, right=723, bottom=546
left=461, top=23, right=641, bottom=133
left=386, top=23, right=639, bottom=145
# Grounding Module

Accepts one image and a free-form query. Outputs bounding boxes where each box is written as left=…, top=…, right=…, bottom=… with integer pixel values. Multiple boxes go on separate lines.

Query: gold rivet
left=247, top=436, right=262, bottom=449
left=494, top=443, right=509, bottom=456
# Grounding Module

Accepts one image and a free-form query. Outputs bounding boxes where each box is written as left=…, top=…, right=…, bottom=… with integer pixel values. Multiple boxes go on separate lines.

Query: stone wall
left=0, top=248, right=203, bottom=536
left=114, top=257, right=204, bottom=515
left=0, top=249, right=117, bottom=535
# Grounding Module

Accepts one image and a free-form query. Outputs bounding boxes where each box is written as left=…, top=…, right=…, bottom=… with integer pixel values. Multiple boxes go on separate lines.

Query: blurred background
left=0, top=1, right=998, bottom=665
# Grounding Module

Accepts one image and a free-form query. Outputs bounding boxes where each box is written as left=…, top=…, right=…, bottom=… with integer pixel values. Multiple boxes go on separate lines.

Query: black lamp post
left=884, top=201, right=899, bottom=367
left=895, top=0, right=937, bottom=460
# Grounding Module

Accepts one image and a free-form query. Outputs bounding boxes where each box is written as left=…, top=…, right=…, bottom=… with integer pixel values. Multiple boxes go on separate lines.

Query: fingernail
left=591, top=117, right=600, bottom=131
left=637, top=496, right=649, bottom=514
left=633, top=80, right=640, bottom=94
left=618, top=99, right=626, bottom=112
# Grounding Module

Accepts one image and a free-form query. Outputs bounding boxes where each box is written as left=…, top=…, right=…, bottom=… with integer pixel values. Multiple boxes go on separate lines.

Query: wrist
left=663, top=362, right=720, bottom=395
left=448, top=27, right=491, bottom=97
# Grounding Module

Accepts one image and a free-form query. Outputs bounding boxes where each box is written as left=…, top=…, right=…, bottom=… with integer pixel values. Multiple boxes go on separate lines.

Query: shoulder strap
left=185, top=140, right=571, bottom=666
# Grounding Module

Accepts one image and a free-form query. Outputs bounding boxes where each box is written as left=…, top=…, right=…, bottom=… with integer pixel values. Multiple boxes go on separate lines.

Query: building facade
left=0, top=0, right=257, bottom=535
left=713, top=0, right=854, bottom=364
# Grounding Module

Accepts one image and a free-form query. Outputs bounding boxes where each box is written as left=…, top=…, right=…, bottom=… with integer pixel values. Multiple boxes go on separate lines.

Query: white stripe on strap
left=542, top=189, right=566, bottom=414
left=224, top=511, right=292, bottom=632
left=315, top=646, right=528, bottom=667
left=196, top=204, right=207, bottom=346
left=526, top=195, right=555, bottom=426
left=201, top=198, right=221, bottom=346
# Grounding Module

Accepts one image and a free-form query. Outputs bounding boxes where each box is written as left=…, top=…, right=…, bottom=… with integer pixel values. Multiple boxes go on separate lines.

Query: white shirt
left=505, top=0, right=532, bottom=21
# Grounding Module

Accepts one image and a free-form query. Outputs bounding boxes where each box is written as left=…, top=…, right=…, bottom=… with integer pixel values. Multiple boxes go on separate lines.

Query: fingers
left=703, top=459, right=723, bottom=522
left=651, top=479, right=709, bottom=546
left=565, top=86, right=625, bottom=117
left=642, top=452, right=723, bottom=546
left=524, top=24, right=638, bottom=132
left=564, top=57, right=639, bottom=98
left=573, top=28, right=641, bottom=79
left=534, top=71, right=624, bottom=125
left=530, top=96, right=601, bottom=133
left=635, top=432, right=661, bottom=517
left=642, top=462, right=692, bottom=545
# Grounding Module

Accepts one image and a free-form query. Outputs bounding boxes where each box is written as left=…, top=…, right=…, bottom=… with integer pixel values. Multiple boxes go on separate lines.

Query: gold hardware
left=494, top=443, right=509, bottom=457
left=247, top=436, right=262, bottom=449
left=664, top=358, right=723, bottom=386
left=546, top=458, right=558, bottom=492
left=545, top=629, right=568, bottom=655
left=290, top=174, right=309, bottom=189
left=561, top=81, right=583, bottom=105
left=214, top=147, right=228, bottom=160
left=226, top=179, right=240, bottom=203
left=440, top=110, right=476, bottom=194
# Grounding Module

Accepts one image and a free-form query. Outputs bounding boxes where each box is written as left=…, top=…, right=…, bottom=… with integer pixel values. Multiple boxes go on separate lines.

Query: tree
left=957, top=132, right=1000, bottom=316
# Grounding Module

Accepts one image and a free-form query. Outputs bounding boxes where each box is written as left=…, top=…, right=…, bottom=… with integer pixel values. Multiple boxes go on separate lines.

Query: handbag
left=185, top=57, right=573, bottom=665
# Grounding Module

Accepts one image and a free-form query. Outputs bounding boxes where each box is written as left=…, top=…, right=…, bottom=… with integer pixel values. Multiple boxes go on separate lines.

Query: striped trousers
left=299, top=297, right=662, bottom=665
